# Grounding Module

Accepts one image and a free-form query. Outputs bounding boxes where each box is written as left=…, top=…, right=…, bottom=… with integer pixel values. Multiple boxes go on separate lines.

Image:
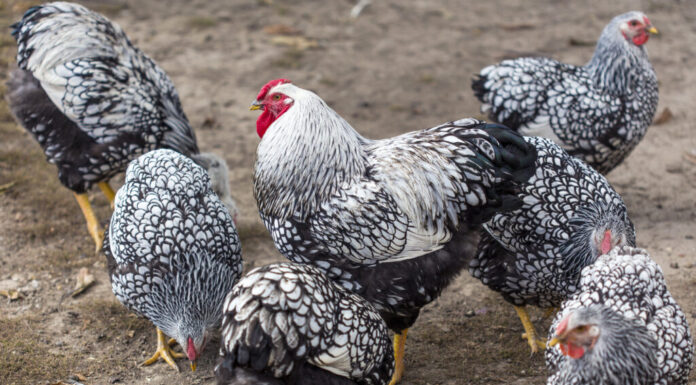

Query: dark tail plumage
left=466, top=122, right=537, bottom=224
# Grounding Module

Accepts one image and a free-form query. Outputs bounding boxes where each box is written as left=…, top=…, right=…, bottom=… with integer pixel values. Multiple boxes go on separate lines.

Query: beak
left=249, top=100, right=263, bottom=111
left=190, top=361, right=197, bottom=372
left=646, top=25, right=659, bottom=35
left=549, top=337, right=561, bottom=347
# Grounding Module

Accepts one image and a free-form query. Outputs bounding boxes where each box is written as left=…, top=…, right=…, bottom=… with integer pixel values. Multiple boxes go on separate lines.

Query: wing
left=302, top=119, right=537, bottom=265
left=473, top=58, right=624, bottom=150
left=12, top=2, right=198, bottom=155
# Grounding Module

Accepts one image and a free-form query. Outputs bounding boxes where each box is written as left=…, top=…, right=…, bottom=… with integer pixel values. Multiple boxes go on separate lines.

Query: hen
left=104, top=149, right=242, bottom=371
left=250, top=79, right=537, bottom=383
left=547, top=247, right=693, bottom=384
left=472, top=11, right=658, bottom=174
left=469, top=136, right=635, bottom=353
left=7, top=2, right=237, bottom=251
left=215, top=263, right=394, bottom=385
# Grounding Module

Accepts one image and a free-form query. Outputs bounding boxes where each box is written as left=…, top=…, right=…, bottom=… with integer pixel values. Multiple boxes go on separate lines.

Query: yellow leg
left=514, top=305, right=546, bottom=354
left=142, top=328, right=186, bottom=371
left=98, top=182, right=116, bottom=210
left=388, top=329, right=408, bottom=385
left=73, top=193, right=104, bottom=253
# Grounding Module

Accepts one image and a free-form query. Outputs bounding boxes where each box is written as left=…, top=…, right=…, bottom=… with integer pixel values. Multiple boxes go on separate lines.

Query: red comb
left=600, top=230, right=612, bottom=255
left=187, top=336, right=197, bottom=361
left=256, top=79, right=292, bottom=100
left=556, top=313, right=571, bottom=336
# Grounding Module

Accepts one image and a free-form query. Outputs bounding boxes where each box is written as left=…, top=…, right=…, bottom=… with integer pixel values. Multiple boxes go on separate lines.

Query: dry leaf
left=126, top=330, right=135, bottom=339
left=270, top=36, right=318, bottom=51
left=74, top=374, right=87, bottom=381
left=0, top=289, right=22, bottom=301
left=0, top=181, right=16, bottom=194
left=263, top=24, right=300, bottom=36
left=653, top=107, right=673, bottom=125
left=72, top=268, right=96, bottom=297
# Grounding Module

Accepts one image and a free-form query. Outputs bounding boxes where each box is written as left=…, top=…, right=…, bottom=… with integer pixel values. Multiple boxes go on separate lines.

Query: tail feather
left=464, top=122, right=538, bottom=224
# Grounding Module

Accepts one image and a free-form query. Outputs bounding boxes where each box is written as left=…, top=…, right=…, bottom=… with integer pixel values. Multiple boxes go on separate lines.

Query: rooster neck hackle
left=254, top=85, right=368, bottom=220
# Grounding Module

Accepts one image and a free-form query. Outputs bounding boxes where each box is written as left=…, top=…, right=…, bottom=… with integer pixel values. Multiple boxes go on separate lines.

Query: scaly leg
left=73, top=193, right=104, bottom=253
left=98, top=182, right=116, bottom=210
left=142, top=328, right=186, bottom=371
left=514, top=305, right=546, bottom=354
left=388, top=329, right=408, bottom=385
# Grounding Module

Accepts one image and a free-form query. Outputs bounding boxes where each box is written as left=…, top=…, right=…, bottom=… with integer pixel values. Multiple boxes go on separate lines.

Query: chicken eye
left=629, top=20, right=639, bottom=27
left=272, top=94, right=282, bottom=101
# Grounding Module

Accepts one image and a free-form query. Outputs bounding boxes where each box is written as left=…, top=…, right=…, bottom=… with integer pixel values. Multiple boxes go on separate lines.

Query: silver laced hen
left=250, top=79, right=537, bottom=383
left=546, top=247, right=693, bottom=384
left=469, top=136, right=635, bottom=353
left=7, top=2, right=237, bottom=251
left=215, top=263, right=394, bottom=385
left=472, top=11, right=659, bottom=174
left=104, top=149, right=242, bottom=371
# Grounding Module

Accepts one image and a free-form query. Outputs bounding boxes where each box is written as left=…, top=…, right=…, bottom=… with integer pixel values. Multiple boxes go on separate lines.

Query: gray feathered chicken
left=250, top=79, right=537, bottom=384
left=546, top=247, right=693, bottom=384
left=215, top=263, right=394, bottom=385
left=7, top=2, right=237, bottom=251
left=472, top=11, right=658, bottom=174
left=104, top=149, right=242, bottom=371
left=469, top=136, right=635, bottom=353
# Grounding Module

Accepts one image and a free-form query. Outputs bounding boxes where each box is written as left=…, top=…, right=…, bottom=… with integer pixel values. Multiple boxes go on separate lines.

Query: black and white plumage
left=104, top=149, right=242, bottom=368
left=546, top=247, right=693, bottom=385
left=251, top=80, right=537, bottom=333
left=469, top=136, right=635, bottom=309
left=215, top=263, right=394, bottom=385
left=472, top=11, right=658, bottom=174
left=9, top=1, right=198, bottom=192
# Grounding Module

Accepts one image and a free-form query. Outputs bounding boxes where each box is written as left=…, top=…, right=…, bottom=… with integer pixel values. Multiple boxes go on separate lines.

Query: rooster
left=250, top=79, right=537, bottom=384
left=7, top=2, right=237, bottom=252
left=546, top=247, right=693, bottom=384
left=104, top=149, right=242, bottom=371
left=469, top=136, right=635, bottom=353
left=215, top=263, right=394, bottom=385
left=472, top=11, right=658, bottom=174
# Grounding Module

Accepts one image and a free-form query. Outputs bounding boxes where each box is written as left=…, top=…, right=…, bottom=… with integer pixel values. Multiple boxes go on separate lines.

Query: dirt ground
left=0, top=0, right=695, bottom=384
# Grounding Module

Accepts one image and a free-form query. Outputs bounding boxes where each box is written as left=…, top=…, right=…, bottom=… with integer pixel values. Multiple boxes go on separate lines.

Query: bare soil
left=1, top=0, right=695, bottom=384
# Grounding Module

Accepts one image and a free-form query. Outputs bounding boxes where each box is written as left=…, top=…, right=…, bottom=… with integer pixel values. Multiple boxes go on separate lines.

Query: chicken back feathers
left=215, top=263, right=394, bottom=385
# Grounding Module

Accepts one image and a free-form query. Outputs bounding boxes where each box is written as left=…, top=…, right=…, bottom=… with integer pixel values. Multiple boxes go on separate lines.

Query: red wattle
left=187, top=336, right=197, bottom=361
left=562, top=342, right=586, bottom=359
left=257, top=109, right=273, bottom=138
left=256, top=104, right=291, bottom=138
left=633, top=32, right=649, bottom=45
left=600, top=230, right=612, bottom=255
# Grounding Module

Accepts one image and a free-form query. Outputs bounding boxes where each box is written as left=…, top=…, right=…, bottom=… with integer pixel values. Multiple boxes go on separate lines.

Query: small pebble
left=670, top=262, right=679, bottom=269
left=465, top=310, right=475, bottom=317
